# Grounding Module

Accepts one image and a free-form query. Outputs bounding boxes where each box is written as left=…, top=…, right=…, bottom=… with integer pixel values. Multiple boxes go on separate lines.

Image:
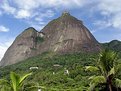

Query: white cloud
left=93, top=20, right=112, bottom=30
left=13, top=0, right=40, bottom=10
left=98, top=0, right=121, bottom=14
left=15, top=9, right=31, bottom=19
left=0, top=39, right=14, bottom=61
left=13, top=0, right=86, bottom=9
left=111, top=13, right=121, bottom=29
left=1, top=0, right=88, bottom=19
left=95, top=0, right=121, bottom=29
left=1, top=0, right=16, bottom=14
left=0, top=25, right=10, bottom=32
left=35, top=10, right=55, bottom=22
left=26, top=10, right=55, bottom=30
left=1, top=0, right=121, bottom=31
left=0, top=0, right=90, bottom=31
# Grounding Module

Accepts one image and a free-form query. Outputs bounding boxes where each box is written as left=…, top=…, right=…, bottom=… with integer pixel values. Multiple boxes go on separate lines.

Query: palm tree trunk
left=109, top=84, right=112, bottom=91
left=107, top=77, right=112, bottom=91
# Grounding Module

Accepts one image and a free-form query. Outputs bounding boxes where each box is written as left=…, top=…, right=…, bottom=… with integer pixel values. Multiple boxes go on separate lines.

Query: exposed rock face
left=0, top=12, right=101, bottom=66
left=41, top=12, right=101, bottom=53
left=0, top=28, right=41, bottom=66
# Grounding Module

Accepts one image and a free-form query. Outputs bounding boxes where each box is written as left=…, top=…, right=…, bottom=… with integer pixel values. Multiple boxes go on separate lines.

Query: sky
left=0, top=0, right=121, bottom=60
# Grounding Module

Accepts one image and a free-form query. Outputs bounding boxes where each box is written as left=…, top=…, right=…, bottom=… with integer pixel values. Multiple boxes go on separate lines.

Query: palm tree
left=85, top=49, right=121, bottom=91
left=0, top=72, right=32, bottom=91
left=10, top=72, right=32, bottom=91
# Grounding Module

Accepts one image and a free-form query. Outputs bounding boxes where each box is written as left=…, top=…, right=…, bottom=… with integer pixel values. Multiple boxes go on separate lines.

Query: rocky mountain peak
left=62, top=11, right=70, bottom=16
left=41, top=12, right=101, bottom=53
left=0, top=12, right=101, bottom=66
left=59, top=11, right=81, bottom=22
left=18, top=27, right=37, bottom=38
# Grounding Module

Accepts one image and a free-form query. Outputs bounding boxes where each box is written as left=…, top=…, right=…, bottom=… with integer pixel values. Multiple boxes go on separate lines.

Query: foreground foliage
left=86, top=49, right=121, bottom=91
left=0, top=52, right=96, bottom=90
left=0, top=72, right=31, bottom=91
left=0, top=50, right=121, bottom=91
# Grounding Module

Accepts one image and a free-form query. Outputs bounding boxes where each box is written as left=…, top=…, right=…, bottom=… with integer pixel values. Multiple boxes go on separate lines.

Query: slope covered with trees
left=0, top=52, right=96, bottom=90
left=0, top=41, right=121, bottom=91
left=0, top=48, right=121, bottom=91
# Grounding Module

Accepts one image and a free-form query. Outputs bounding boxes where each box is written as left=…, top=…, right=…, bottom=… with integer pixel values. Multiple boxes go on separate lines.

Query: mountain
left=102, top=40, right=121, bottom=52
left=0, top=28, right=40, bottom=66
left=0, top=12, right=101, bottom=66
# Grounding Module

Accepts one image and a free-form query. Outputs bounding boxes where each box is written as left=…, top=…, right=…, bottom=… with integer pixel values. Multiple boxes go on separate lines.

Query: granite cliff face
left=41, top=12, right=101, bottom=53
left=0, top=12, right=101, bottom=66
left=0, top=28, right=39, bottom=66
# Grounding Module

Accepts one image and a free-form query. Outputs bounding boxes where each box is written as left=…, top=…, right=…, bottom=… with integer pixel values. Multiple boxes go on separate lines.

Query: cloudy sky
left=0, top=0, right=121, bottom=60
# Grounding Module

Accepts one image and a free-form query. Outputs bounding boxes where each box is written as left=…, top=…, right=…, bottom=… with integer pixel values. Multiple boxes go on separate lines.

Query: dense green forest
left=0, top=41, right=121, bottom=91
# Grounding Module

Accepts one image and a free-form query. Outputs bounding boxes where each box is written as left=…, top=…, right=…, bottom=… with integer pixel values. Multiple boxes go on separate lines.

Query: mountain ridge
left=0, top=12, right=101, bottom=66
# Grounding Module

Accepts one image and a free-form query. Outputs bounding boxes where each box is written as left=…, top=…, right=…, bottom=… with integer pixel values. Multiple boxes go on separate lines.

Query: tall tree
left=85, top=49, right=121, bottom=91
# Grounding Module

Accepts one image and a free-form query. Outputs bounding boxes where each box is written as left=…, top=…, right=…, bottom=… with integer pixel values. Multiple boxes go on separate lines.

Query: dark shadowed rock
left=0, top=12, right=101, bottom=66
